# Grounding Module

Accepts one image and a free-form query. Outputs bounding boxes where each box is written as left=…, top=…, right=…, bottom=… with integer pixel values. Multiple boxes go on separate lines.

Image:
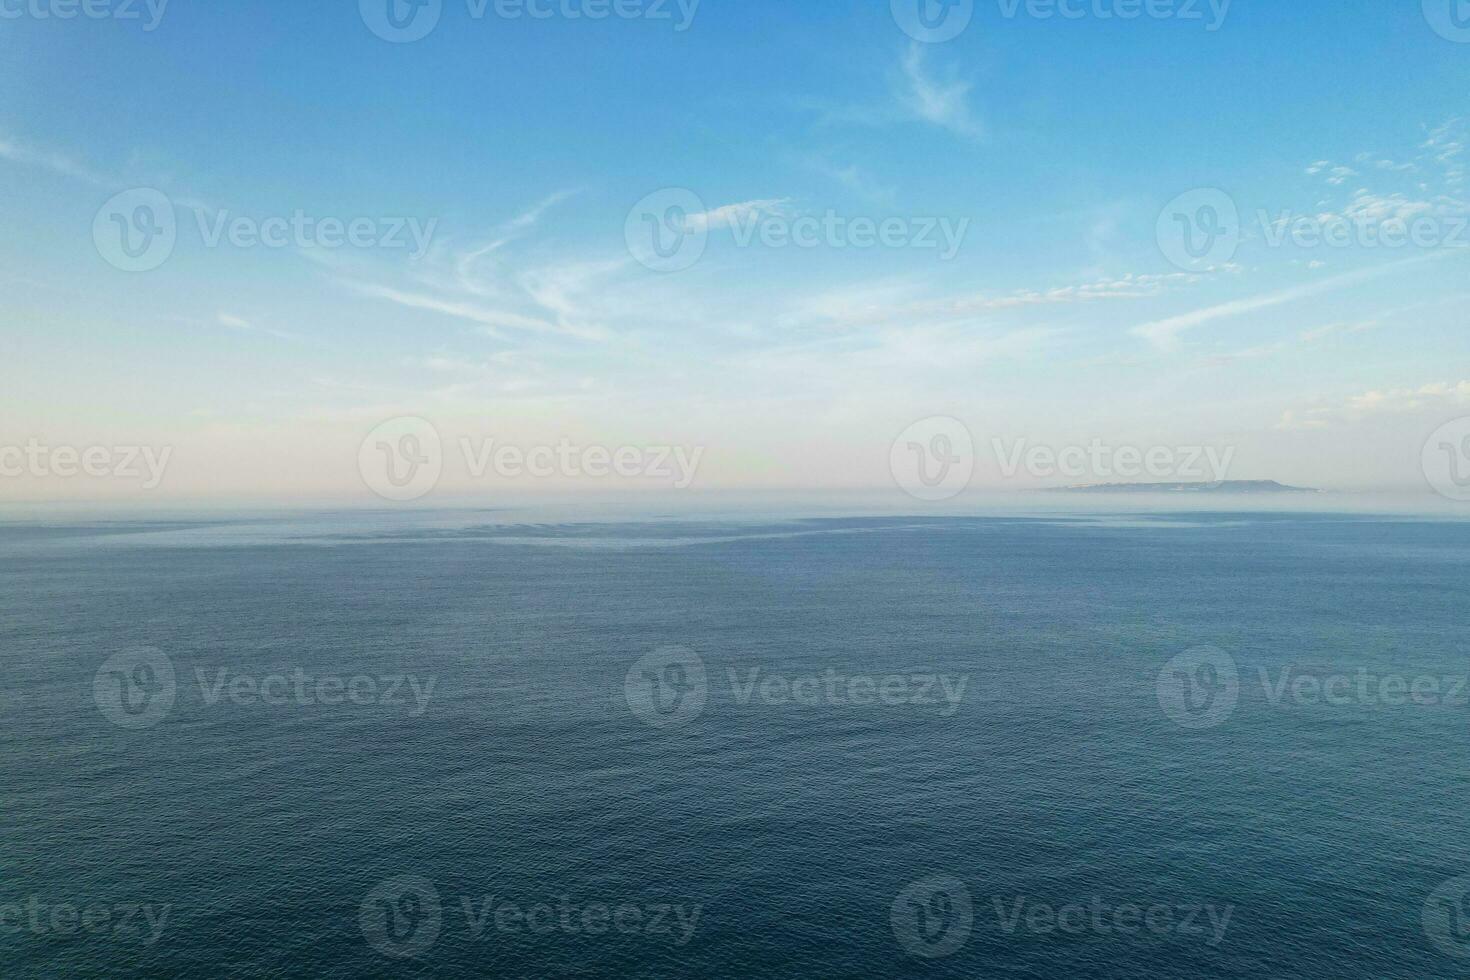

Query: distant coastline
left=1041, top=480, right=1322, bottom=494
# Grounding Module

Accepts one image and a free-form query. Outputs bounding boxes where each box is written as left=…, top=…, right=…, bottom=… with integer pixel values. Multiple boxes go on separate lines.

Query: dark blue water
left=3, top=512, right=1469, bottom=978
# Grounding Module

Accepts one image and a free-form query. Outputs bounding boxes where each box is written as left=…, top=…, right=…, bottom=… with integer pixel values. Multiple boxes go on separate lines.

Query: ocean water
left=3, top=511, right=1470, bottom=978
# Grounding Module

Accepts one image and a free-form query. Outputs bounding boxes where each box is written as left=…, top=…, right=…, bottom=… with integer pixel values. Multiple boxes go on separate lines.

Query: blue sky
left=3, top=0, right=1469, bottom=501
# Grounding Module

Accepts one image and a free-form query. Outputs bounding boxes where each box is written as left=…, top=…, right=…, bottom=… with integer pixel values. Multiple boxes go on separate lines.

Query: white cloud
left=794, top=272, right=1193, bottom=333
left=898, top=44, right=981, bottom=139
left=685, top=198, right=791, bottom=232
left=455, top=189, right=581, bottom=297
left=1277, top=380, right=1470, bottom=431
left=0, top=131, right=112, bottom=186
left=1130, top=259, right=1429, bottom=350
left=347, top=281, right=606, bottom=341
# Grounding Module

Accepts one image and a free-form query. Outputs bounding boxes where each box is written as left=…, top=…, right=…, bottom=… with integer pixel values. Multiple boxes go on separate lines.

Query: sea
left=3, top=506, right=1469, bottom=978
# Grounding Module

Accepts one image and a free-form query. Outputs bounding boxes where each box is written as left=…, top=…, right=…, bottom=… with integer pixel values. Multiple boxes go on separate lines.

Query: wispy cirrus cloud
left=797, top=155, right=897, bottom=206
left=345, top=281, right=607, bottom=341
left=791, top=271, right=1195, bottom=333
left=897, top=44, right=981, bottom=140
left=795, top=44, right=981, bottom=140
left=1130, top=258, right=1434, bottom=350
left=454, top=188, right=582, bottom=296
left=0, top=130, right=113, bottom=186
left=685, top=198, right=792, bottom=232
